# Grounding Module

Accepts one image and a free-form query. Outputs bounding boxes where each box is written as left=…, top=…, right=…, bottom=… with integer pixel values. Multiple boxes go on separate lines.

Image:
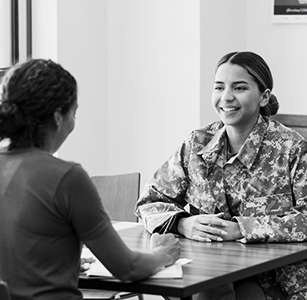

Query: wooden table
left=79, top=222, right=307, bottom=300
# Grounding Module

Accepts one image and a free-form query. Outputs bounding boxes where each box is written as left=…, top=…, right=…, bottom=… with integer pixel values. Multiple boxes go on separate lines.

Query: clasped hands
left=177, top=213, right=243, bottom=242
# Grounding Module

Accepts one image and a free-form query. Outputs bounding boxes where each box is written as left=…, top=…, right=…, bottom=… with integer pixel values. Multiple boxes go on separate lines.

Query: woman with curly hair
left=0, top=59, right=180, bottom=300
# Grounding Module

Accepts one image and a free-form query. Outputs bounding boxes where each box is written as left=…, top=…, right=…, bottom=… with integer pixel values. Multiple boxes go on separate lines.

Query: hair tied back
left=0, top=101, right=20, bottom=120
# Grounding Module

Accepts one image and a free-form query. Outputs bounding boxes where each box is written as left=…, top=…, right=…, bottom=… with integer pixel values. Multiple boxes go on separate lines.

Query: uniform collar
left=196, top=115, right=268, bottom=170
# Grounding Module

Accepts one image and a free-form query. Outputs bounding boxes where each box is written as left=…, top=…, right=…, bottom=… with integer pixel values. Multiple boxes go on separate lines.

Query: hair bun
left=0, top=101, right=27, bottom=140
left=0, top=101, right=19, bottom=119
left=260, top=93, right=279, bottom=117
left=268, top=94, right=279, bottom=116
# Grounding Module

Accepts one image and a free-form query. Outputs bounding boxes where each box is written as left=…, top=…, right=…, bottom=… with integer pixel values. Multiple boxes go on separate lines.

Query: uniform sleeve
left=54, top=164, right=112, bottom=241
left=235, top=139, right=307, bottom=243
left=134, top=137, right=192, bottom=233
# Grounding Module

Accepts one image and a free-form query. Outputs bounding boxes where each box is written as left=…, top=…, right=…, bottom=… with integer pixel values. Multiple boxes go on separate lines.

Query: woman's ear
left=53, top=108, right=63, bottom=129
left=260, top=89, right=271, bottom=107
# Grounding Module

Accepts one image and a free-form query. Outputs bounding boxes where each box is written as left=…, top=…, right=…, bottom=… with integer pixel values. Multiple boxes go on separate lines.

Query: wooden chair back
left=0, top=280, right=11, bottom=300
left=91, top=172, right=141, bottom=222
left=273, top=114, right=307, bottom=140
left=82, top=174, right=143, bottom=300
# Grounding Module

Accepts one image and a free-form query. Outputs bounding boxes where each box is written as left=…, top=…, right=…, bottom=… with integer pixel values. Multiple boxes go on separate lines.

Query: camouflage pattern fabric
left=134, top=115, right=307, bottom=299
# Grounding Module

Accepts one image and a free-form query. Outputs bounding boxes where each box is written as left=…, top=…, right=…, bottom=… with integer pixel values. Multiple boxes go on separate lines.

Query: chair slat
left=273, top=114, right=307, bottom=140
left=91, top=173, right=140, bottom=222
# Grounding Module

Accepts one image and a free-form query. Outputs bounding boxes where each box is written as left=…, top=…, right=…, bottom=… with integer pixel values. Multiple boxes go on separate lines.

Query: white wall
left=106, top=0, right=200, bottom=186
left=246, top=0, right=307, bottom=114
left=32, top=0, right=307, bottom=190
left=32, top=0, right=200, bottom=189
left=0, top=0, right=13, bottom=68
left=200, top=0, right=307, bottom=126
left=55, top=0, right=109, bottom=174
left=200, top=0, right=247, bottom=126
left=32, top=0, right=57, bottom=61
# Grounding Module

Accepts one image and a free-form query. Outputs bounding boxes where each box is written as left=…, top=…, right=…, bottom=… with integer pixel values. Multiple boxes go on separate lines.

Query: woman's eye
left=235, top=86, right=247, bottom=91
left=214, top=85, right=223, bottom=91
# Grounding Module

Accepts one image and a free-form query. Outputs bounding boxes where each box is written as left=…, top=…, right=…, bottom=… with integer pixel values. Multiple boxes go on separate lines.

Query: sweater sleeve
left=54, top=164, right=112, bottom=241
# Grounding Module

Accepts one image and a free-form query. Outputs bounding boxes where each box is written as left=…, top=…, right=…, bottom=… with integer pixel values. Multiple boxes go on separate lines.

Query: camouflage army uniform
left=134, top=115, right=307, bottom=300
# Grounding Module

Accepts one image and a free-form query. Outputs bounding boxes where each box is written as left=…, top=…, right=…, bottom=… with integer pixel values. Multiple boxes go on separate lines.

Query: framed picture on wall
left=272, top=0, right=307, bottom=23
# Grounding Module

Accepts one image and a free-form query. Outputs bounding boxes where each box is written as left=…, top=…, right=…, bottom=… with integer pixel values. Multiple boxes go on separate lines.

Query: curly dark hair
left=0, top=59, right=77, bottom=150
left=215, top=51, right=279, bottom=117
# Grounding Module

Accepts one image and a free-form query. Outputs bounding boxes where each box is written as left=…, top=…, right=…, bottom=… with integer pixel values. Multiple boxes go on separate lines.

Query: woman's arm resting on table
left=58, top=165, right=181, bottom=281
left=85, top=225, right=181, bottom=282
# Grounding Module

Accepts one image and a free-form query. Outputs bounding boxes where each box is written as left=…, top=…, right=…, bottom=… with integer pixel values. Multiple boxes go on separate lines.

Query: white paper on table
left=82, top=247, right=192, bottom=279
left=87, top=260, right=183, bottom=279
left=81, top=221, right=192, bottom=279
left=112, top=222, right=143, bottom=231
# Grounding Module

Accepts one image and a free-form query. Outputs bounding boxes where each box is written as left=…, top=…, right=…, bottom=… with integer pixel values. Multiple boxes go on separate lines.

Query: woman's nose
left=221, top=89, right=234, bottom=102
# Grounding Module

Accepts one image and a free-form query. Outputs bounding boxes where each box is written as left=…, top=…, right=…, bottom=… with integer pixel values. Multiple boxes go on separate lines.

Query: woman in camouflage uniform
left=134, top=51, right=307, bottom=300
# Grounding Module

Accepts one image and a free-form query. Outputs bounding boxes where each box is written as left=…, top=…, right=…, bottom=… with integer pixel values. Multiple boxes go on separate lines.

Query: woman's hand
left=215, top=219, right=243, bottom=241
left=80, top=257, right=96, bottom=273
left=150, top=233, right=181, bottom=266
left=177, top=213, right=242, bottom=242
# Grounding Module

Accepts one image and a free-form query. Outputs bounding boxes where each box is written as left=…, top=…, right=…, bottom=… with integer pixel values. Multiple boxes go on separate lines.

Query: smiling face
left=212, top=62, right=268, bottom=134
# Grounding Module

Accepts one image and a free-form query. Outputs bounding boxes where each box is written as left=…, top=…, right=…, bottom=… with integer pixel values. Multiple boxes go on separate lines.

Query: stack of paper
left=86, top=259, right=183, bottom=279
left=81, top=247, right=191, bottom=279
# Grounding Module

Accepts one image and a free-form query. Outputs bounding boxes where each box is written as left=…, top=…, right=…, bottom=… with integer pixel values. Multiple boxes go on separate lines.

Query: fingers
left=81, top=257, right=96, bottom=264
left=151, top=233, right=181, bottom=266
left=191, top=236, right=212, bottom=242
left=206, top=225, right=228, bottom=237
left=167, top=238, right=181, bottom=265
left=199, top=216, right=228, bottom=228
left=80, top=257, right=96, bottom=273
left=151, top=232, right=180, bottom=252
left=150, top=232, right=165, bottom=248
left=80, top=263, right=91, bottom=272
left=191, top=217, right=229, bottom=242
left=191, top=232, right=224, bottom=242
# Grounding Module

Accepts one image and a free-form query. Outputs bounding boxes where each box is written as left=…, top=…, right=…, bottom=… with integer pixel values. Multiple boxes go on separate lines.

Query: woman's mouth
left=220, top=107, right=240, bottom=112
